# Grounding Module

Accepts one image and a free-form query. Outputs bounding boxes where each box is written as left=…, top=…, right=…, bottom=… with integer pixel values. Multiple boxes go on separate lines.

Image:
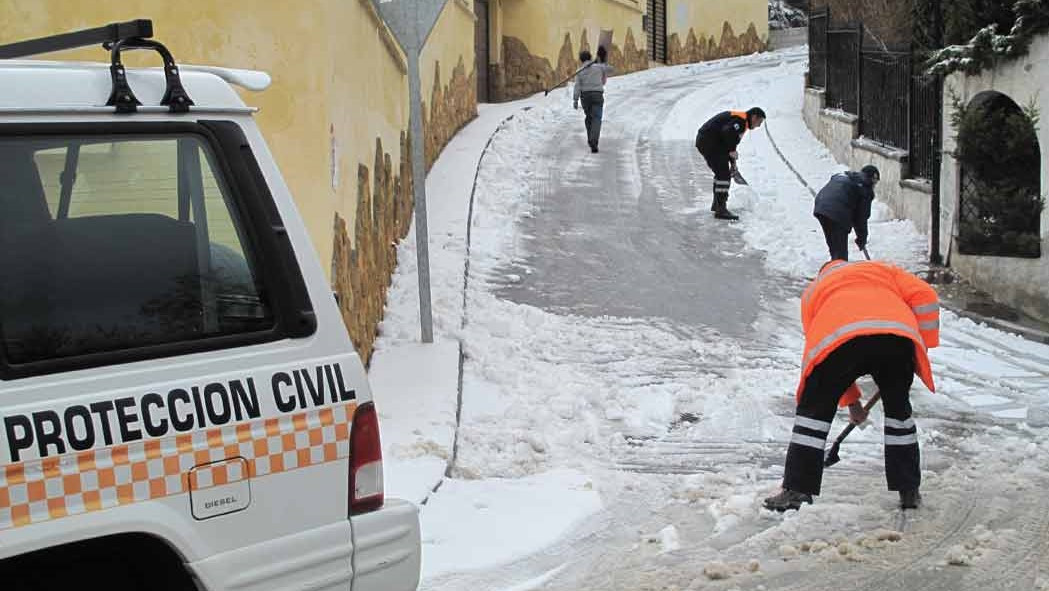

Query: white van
left=0, top=20, right=420, bottom=591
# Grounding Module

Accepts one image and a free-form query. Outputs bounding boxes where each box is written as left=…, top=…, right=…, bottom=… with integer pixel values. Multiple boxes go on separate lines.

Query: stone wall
left=332, top=134, right=414, bottom=365
left=495, top=27, right=648, bottom=102
left=423, top=57, right=478, bottom=170
left=333, top=50, right=476, bottom=362
left=499, top=35, right=554, bottom=101
left=768, top=27, right=808, bottom=50
left=939, top=34, right=1049, bottom=322
left=667, top=22, right=766, bottom=65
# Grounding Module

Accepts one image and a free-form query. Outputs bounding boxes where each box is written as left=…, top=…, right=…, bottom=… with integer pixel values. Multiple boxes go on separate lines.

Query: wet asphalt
left=494, top=62, right=793, bottom=339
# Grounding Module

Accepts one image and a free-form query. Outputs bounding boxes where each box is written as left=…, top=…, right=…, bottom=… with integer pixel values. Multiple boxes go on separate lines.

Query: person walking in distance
left=763, top=259, right=940, bottom=512
left=573, top=45, right=613, bottom=153
left=695, top=107, right=765, bottom=220
left=814, top=165, right=880, bottom=260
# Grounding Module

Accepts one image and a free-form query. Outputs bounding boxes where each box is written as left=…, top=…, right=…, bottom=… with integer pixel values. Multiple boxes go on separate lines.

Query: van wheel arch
left=0, top=533, right=199, bottom=591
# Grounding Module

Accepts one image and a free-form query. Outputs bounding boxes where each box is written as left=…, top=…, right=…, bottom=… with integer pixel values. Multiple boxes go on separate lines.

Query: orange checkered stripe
left=0, top=402, right=356, bottom=531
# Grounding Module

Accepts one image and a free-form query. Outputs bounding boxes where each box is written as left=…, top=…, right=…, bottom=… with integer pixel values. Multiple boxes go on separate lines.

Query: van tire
left=0, top=534, right=197, bottom=591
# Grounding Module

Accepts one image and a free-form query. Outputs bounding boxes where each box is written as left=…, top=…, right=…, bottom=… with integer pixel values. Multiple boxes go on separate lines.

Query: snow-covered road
left=382, top=47, right=1049, bottom=591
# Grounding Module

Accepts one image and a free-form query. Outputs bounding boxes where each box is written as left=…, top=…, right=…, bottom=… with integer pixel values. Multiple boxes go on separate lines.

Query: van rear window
left=0, top=134, right=275, bottom=368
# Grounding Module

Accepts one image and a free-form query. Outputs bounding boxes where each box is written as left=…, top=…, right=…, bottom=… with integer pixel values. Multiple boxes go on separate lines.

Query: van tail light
left=349, top=402, right=384, bottom=515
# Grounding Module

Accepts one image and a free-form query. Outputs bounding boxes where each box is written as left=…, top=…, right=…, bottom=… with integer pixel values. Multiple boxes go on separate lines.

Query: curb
left=419, top=107, right=528, bottom=504
left=950, top=308, right=1049, bottom=345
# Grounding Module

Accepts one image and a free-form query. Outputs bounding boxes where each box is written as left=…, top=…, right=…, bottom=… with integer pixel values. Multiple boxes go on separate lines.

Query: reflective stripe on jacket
left=797, top=260, right=940, bottom=407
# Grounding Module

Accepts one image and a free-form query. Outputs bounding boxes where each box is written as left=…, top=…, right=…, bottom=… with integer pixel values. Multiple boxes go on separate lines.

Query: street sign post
left=373, top=0, right=450, bottom=344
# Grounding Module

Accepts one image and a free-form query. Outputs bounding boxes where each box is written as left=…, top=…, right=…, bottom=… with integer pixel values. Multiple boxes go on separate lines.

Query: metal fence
left=808, top=7, right=828, bottom=88
left=859, top=51, right=911, bottom=149
left=825, top=28, right=860, bottom=115
left=909, top=73, right=942, bottom=181
left=806, top=15, right=944, bottom=184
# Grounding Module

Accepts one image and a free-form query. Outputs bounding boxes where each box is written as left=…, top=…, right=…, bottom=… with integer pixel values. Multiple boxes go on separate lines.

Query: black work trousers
left=783, top=334, right=921, bottom=496
left=816, top=213, right=850, bottom=261
left=697, top=143, right=732, bottom=211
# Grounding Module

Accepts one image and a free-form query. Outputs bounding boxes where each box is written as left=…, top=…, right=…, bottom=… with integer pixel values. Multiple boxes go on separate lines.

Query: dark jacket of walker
left=813, top=171, right=875, bottom=242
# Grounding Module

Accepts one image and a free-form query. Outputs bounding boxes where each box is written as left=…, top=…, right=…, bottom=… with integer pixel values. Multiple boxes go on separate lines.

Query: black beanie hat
left=861, top=164, right=880, bottom=180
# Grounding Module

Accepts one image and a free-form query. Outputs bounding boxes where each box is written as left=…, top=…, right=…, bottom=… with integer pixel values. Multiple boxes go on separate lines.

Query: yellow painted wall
left=422, top=0, right=477, bottom=99
left=337, top=0, right=409, bottom=255
left=500, top=0, right=643, bottom=63
left=0, top=1, right=409, bottom=281
left=666, top=0, right=768, bottom=46
left=489, top=0, right=505, bottom=64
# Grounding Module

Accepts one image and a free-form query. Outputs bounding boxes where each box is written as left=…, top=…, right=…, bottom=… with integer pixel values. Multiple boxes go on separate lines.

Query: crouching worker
left=764, top=259, right=940, bottom=512
left=695, top=107, right=765, bottom=220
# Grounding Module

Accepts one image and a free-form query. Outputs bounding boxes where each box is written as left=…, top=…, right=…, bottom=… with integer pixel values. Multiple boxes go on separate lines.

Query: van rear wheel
left=1, top=534, right=197, bottom=591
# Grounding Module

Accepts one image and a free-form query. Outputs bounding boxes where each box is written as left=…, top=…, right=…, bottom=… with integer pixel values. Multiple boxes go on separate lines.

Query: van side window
left=0, top=134, right=274, bottom=368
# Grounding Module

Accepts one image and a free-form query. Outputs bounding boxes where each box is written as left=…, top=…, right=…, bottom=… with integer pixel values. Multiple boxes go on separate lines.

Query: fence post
left=856, top=23, right=863, bottom=126
left=824, top=7, right=830, bottom=92
left=930, top=74, right=944, bottom=265
left=902, top=45, right=910, bottom=163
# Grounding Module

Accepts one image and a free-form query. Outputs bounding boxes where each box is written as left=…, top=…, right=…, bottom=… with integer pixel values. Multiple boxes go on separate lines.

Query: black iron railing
left=806, top=15, right=944, bottom=185
left=909, top=73, right=942, bottom=181
left=808, top=7, right=829, bottom=88
left=825, top=28, right=860, bottom=115
left=859, top=51, right=911, bottom=149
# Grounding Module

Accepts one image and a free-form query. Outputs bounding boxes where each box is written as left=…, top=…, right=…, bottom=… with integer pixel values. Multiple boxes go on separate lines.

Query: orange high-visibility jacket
left=797, top=260, right=940, bottom=407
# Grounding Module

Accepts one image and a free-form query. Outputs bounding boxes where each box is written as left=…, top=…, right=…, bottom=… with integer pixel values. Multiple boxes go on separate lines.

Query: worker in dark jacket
left=695, top=107, right=766, bottom=220
left=813, top=165, right=879, bottom=260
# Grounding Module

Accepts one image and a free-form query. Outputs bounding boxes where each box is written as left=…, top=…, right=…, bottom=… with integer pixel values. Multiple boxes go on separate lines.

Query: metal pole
left=855, top=23, right=863, bottom=121
left=407, top=51, right=435, bottom=343
left=929, top=0, right=944, bottom=266
left=930, top=75, right=944, bottom=265
left=824, top=7, right=830, bottom=90
left=372, top=0, right=447, bottom=344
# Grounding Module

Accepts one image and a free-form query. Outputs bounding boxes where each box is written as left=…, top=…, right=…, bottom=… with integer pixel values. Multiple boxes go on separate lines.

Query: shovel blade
left=823, top=444, right=841, bottom=467
left=732, top=170, right=749, bottom=185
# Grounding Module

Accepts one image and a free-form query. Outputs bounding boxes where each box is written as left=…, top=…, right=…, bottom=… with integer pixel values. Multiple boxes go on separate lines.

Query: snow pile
left=943, top=525, right=1003, bottom=566
left=700, top=559, right=761, bottom=581
left=419, top=469, right=601, bottom=579
left=650, top=524, right=681, bottom=554
left=778, top=529, right=903, bottom=564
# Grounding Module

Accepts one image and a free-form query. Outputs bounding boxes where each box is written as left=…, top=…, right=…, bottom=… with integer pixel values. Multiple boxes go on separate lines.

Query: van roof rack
left=0, top=19, right=194, bottom=114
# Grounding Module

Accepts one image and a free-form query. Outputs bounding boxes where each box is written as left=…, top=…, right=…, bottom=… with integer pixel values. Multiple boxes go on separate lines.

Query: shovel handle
left=831, top=391, right=882, bottom=445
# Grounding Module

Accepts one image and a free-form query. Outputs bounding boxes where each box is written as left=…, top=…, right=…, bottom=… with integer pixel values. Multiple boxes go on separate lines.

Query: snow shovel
left=824, top=392, right=882, bottom=467
left=730, top=162, right=749, bottom=185
left=545, top=61, right=592, bottom=96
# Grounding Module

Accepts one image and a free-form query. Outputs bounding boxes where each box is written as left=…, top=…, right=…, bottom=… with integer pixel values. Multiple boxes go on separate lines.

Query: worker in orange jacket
left=764, top=259, right=940, bottom=512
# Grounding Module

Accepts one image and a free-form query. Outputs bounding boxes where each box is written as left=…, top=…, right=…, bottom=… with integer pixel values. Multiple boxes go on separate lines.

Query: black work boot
left=715, top=209, right=740, bottom=220
left=763, top=489, right=813, bottom=512
left=899, top=489, right=921, bottom=510
left=713, top=196, right=739, bottom=220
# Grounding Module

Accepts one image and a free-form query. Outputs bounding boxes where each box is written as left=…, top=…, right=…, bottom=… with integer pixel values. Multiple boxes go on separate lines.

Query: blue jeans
left=580, top=91, right=604, bottom=148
